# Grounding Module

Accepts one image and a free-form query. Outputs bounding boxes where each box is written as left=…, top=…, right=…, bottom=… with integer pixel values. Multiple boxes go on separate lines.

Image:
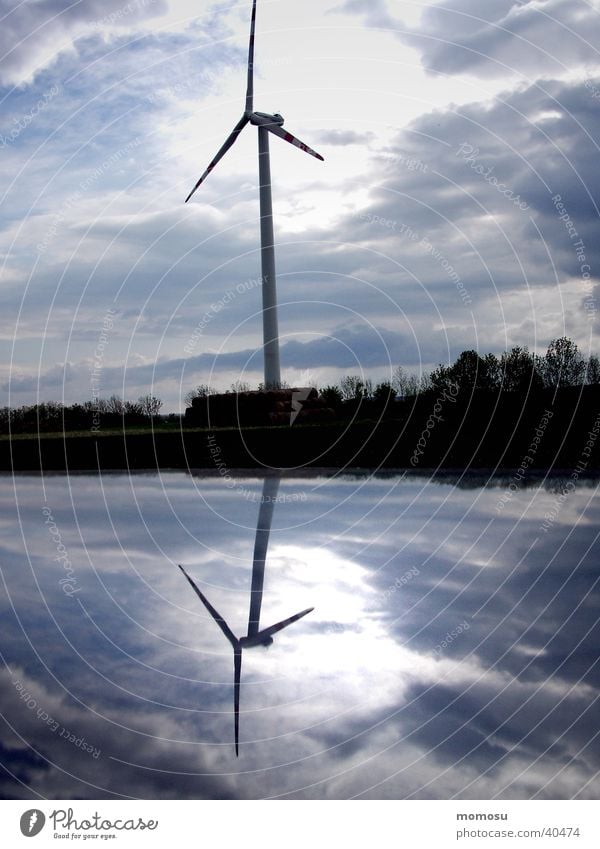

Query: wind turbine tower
left=185, top=0, right=324, bottom=389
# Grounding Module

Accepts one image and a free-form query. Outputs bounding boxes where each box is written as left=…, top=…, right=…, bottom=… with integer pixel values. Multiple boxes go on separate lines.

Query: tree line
left=187, top=337, right=600, bottom=409
left=322, top=337, right=599, bottom=406
left=3, top=337, right=598, bottom=435
left=1, top=395, right=164, bottom=435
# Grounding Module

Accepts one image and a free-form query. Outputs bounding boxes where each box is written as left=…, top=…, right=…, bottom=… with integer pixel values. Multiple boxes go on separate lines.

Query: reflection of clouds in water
left=0, top=472, right=598, bottom=798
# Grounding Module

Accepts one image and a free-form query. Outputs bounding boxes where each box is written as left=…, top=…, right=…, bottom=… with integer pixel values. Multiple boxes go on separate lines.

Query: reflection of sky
left=1, top=471, right=599, bottom=799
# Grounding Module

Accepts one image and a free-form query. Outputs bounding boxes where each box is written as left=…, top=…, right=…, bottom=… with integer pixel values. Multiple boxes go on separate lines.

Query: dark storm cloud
left=0, top=0, right=168, bottom=85
left=407, top=0, right=600, bottom=79
left=335, top=72, right=600, bottom=324
left=339, top=0, right=600, bottom=79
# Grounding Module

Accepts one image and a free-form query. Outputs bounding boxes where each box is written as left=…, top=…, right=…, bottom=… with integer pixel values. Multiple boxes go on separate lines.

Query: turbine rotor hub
left=250, top=111, right=285, bottom=126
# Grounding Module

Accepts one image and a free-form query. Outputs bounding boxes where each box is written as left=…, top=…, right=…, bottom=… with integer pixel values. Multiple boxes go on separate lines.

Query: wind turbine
left=185, top=0, right=324, bottom=389
left=178, top=475, right=313, bottom=755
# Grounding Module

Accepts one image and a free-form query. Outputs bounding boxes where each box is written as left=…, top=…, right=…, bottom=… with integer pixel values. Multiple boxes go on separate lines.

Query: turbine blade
left=251, top=607, right=314, bottom=642
left=234, top=646, right=242, bottom=757
left=246, top=0, right=257, bottom=113
left=185, top=115, right=249, bottom=202
left=178, top=565, right=238, bottom=648
left=266, top=124, right=324, bottom=161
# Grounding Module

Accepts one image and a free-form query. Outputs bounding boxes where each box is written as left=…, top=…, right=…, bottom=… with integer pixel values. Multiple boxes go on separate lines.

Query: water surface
left=1, top=470, right=598, bottom=799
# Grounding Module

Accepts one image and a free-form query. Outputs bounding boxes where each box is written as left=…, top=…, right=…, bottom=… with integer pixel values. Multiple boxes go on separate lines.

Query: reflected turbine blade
left=246, top=607, right=314, bottom=644
left=246, top=0, right=257, bottom=113
left=185, top=114, right=249, bottom=202
left=177, top=565, right=238, bottom=647
left=266, top=124, right=324, bottom=161
left=234, top=646, right=242, bottom=757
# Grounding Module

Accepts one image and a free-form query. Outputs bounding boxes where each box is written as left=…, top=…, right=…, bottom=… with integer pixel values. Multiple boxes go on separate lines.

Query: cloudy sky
left=2, top=0, right=600, bottom=411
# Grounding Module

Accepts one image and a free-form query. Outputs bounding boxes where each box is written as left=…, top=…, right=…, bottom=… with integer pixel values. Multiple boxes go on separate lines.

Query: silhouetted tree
left=402, top=372, right=431, bottom=396
left=374, top=381, right=395, bottom=403
left=499, top=346, right=544, bottom=393
left=36, top=402, right=64, bottom=432
left=257, top=380, right=290, bottom=390
left=540, top=337, right=585, bottom=388
left=456, top=350, right=497, bottom=391
left=401, top=374, right=417, bottom=396
left=431, top=351, right=498, bottom=394
left=483, top=353, right=501, bottom=389
left=585, top=354, right=600, bottom=385
left=339, top=375, right=366, bottom=401
left=105, top=395, right=125, bottom=415
left=391, top=365, right=408, bottom=396
left=138, top=395, right=163, bottom=417
left=64, top=403, right=88, bottom=430
left=320, top=385, right=343, bottom=407
left=122, top=400, right=146, bottom=425
left=429, top=363, right=453, bottom=391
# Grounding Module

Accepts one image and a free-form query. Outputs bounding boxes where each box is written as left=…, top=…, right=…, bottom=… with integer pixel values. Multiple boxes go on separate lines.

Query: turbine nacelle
left=249, top=111, right=284, bottom=126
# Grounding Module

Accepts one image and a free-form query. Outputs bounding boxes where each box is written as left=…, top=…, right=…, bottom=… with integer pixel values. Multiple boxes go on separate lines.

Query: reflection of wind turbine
left=185, top=0, right=324, bottom=389
left=179, top=476, right=313, bottom=755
